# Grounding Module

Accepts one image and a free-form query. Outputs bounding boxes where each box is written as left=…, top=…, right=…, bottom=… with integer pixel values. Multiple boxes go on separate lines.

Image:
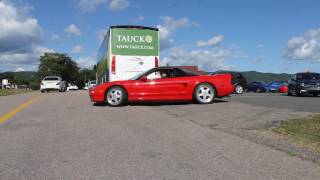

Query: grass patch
left=0, top=89, right=32, bottom=96
left=273, top=115, right=320, bottom=153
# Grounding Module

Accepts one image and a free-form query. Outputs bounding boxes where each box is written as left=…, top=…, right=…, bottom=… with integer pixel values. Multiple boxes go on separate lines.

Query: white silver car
left=40, top=76, right=64, bottom=93
left=88, top=80, right=97, bottom=89
left=67, top=84, right=79, bottom=91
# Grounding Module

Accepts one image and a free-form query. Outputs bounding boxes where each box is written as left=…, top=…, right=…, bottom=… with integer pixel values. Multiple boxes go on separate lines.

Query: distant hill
left=241, top=71, right=292, bottom=83
left=211, top=71, right=293, bottom=83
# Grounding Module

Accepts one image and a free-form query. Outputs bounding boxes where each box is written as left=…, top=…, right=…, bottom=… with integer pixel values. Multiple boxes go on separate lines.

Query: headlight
left=300, top=83, right=305, bottom=86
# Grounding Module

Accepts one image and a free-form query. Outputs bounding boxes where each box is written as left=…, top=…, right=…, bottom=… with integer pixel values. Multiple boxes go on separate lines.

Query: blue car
left=247, top=82, right=269, bottom=93
left=268, top=81, right=287, bottom=92
left=268, top=82, right=282, bottom=92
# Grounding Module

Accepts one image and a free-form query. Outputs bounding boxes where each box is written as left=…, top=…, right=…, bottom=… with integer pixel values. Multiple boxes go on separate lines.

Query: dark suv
left=288, top=72, right=320, bottom=96
left=211, top=71, right=247, bottom=94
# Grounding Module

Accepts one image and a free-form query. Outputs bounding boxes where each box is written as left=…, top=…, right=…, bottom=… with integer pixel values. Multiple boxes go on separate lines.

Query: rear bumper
left=41, top=85, right=60, bottom=90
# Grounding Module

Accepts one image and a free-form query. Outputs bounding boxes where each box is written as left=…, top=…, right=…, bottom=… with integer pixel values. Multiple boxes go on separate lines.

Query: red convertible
left=90, top=67, right=234, bottom=106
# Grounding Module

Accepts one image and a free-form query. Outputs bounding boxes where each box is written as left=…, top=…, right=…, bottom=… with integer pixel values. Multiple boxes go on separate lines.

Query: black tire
left=41, top=90, right=45, bottom=93
left=193, top=83, right=215, bottom=104
left=313, top=93, right=318, bottom=97
left=105, top=86, right=128, bottom=107
left=287, top=91, right=292, bottom=96
left=234, top=85, right=244, bottom=94
left=256, top=88, right=261, bottom=93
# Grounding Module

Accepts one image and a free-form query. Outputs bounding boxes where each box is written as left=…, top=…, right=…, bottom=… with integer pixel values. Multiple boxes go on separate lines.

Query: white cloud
left=161, top=47, right=233, bottom=71
left=51, top=34, right=60, bottom=41
left=66, top=24, right=82, bottom=36
left=284, top=28, right=320, bottom=62
left=75, top=0, right=129, bottom=12
left=196, top=35, right=224, bottom=47
left=15, top=67, right=25, bottom=72
left=76, top=56, right=97, bottom=69
left=135, top=15, right=144, bottom=21
left=109, top=0, right=129, bottom=11
left=72, top=45, right=84, bottom=53
left=0, top=1, right=53, bottom=71
left=0, top=1, right=42, bottom=53
left=156, top=16, right=197, bottom=50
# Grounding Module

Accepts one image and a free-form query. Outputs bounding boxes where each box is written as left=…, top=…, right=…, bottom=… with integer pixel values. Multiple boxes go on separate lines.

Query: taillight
left=112, top=56, right=116, bottom=74
left=155, top=57, right=159, bottom=68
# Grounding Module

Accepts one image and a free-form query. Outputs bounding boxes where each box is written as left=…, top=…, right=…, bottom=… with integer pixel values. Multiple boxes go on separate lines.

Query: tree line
left=0, top=53, right=97, bottom=90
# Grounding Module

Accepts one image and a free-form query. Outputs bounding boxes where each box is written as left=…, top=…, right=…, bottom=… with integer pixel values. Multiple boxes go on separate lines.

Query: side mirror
left=140, top=75, right=148, bottom=82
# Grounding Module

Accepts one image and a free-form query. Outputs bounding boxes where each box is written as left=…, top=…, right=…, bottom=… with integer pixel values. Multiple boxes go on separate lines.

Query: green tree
left=76, top=68, right=96, bottom=89
left=37, top=53, right=80, bottom=83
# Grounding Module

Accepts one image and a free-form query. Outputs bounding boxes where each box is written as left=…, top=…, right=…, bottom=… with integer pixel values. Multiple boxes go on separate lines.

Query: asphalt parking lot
left=0, top=91, right=319, bottom=179
left=229, top=93, right=320, bottom=113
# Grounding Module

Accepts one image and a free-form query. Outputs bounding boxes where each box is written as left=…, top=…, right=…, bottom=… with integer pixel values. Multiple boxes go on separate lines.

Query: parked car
left=247, top=81, right=269, bottom=93
left=278, top=85, right=288, bottom=93
left=40, top=76, right=65, bottom=93
left=90, top=67, right=234, bottom=106
left=268, top=81, right=284, bottom=92
left=83, top=83, right=89, bottom=90
left=211, top=72, right=247, bottom=94
left=288, top=72, right=320, bottom=96
left=88, top=80, right=97, bottom=89
left=67, top=84, right=79, bottom=91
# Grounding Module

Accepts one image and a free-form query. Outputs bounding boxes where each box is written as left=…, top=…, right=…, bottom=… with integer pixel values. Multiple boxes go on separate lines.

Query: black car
left=288, top=72, right=320, bottom=96
left=211, top=71, right=247, bottom=94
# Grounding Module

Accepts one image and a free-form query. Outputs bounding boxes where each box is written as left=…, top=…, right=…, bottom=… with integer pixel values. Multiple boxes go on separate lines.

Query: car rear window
left=44, top=77, right=59, bottom=81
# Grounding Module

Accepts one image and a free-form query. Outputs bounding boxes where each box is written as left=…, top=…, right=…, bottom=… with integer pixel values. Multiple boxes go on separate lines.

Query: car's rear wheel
left=105, top=86, right=127, bottom=107
left=235, top=85, right=244, bottom=94
left=194, top=83, right=215, bottom=104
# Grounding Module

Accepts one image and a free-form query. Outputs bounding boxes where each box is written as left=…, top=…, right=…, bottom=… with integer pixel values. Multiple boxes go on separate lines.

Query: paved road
left=229, top=93, right=320, bottom=113
left=0, top=91, right=319, bottom=179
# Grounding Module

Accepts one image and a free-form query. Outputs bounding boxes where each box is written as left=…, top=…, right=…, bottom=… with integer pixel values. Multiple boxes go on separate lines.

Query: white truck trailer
left=96, top=25, right=159, bottom=84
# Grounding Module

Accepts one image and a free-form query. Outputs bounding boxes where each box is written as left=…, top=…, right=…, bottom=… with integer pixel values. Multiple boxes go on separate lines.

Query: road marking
left=0, top=96, right=40, bottom=124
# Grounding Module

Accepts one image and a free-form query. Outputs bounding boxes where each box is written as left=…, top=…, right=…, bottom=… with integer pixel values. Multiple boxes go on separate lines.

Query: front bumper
left=89, top=89, right=105, bottom=103
left=299, top=86, right=320, bottom=94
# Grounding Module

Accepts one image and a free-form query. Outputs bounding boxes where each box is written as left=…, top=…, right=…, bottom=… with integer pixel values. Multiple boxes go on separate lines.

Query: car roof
left=296, top=72, right=320, bottom=75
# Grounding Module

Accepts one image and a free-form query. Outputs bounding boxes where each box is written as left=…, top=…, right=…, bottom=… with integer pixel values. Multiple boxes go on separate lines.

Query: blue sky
left=1, top=0, right=320, bottom=73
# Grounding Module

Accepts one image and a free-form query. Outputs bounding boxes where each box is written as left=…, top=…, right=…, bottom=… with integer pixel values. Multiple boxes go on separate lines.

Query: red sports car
left=278, top=85, right=288, bottom=93
left=90, top=67, right=234, bottom=106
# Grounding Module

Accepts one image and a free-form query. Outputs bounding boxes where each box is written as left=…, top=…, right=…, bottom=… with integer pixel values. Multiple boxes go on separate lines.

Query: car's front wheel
left=194, top=83, right=215, bottom=104
left=105, top=86, right=127, bottom=107
left=234, top=85, right=244, bottom=94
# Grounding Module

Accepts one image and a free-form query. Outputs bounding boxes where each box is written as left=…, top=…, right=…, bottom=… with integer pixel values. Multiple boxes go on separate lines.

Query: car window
left=172, top=68, right=186, bottom=77
left=146, top=70, right=170, bottom=80
left=297, top=73, right=320, bottom=80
